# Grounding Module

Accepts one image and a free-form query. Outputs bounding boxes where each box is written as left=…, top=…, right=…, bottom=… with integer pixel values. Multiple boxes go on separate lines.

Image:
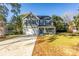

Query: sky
left=7, top=3, right=79, bottom=22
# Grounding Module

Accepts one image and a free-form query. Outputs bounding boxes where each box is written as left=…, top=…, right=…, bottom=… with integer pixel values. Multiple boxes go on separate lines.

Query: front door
left=39, top=28, right=44, bottom=35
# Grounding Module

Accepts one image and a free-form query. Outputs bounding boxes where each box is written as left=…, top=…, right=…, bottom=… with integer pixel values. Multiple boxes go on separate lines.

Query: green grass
left=43, top=33, right=79, bottom=46
left=51, top=35, right=79, bottom=46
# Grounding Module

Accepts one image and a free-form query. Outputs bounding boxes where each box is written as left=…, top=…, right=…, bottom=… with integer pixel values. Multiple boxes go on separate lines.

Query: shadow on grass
left=57, top=33, right=79, bottom=39
left=36, top=40, right=45, bottom=44
left=47, top=35, right=58, bottom=42
left=36, top=35, right=58, bottom=44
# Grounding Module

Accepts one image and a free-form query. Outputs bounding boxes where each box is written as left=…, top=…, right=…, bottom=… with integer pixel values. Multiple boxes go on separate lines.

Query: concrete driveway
left=0, top=35, right=37, bottom=56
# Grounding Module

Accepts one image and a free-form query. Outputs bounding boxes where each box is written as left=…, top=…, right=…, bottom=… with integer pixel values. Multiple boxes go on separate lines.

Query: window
left=45, top=20, right=51, bottom=26
left=39, top=28, right=44, bottom=34
left=39, top=20, right=45, bottom=26
left=46, top=28, right=54, bottom=32
left=25, top=20, right=38, bottom=26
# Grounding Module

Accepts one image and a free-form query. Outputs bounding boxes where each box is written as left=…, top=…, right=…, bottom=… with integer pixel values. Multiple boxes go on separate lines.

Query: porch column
left=44, top=28, right=46, bottom=34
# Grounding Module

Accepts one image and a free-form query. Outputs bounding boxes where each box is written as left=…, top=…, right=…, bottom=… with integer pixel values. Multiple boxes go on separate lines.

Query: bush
left=6, top=30, right=23, bottom=35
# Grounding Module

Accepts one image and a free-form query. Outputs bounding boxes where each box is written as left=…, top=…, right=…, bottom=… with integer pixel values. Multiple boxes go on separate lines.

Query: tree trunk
left=0, top=20, right=5, bottom=38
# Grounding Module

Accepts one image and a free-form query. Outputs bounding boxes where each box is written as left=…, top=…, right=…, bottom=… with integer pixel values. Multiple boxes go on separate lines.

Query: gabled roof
left=21, top=12, right=39, bottom=20
left=37, top=16, right=51, bottom=20
left=20, top=13, right=30, bottom=20
left=21, top=12, right=51, bottom=20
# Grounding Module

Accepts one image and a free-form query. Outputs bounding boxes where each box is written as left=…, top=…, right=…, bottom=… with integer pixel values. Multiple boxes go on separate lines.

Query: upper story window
left=45, top=20, right=52, bottom=26
left=25, top=20, right=38, bottom=26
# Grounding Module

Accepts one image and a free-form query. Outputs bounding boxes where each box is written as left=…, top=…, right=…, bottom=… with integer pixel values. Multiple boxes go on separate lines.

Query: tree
left=0, top=3, right=21, bottom=34
left=52, top=15, right=65, bottom=32
left=11, top=15, right=22, bottom=34
left=0, top=3, right=21, bottom=22
left=73, top=15, right=79, bottom=30
left=0, top=14, right=6, bottom=21
left=0, top=3, right=22, bottom=35
left=0, top=4, right=9, bottom=16
left=10, top=3, right=21, bottom=16
left=0, top=4, right=9, bottom=22
left=10, top=3, right=21, bottom=34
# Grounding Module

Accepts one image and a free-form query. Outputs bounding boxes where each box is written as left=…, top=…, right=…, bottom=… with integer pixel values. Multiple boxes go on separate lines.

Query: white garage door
left=25, top=26, right=38, bottom=36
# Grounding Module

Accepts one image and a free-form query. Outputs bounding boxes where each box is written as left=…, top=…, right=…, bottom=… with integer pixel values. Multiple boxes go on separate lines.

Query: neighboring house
left=68, top=21, right=77, bottom=33
left=22, top=13, right=56, bottom=35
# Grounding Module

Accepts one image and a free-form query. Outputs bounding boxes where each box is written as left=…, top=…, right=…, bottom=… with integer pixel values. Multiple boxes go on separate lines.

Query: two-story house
left=22, top=12, right=56, bottom=36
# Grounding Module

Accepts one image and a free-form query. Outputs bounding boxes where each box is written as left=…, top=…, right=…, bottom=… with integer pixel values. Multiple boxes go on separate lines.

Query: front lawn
left=32, top=33, right=79, bottom=56
left=50, top=34, right=79, bottom=46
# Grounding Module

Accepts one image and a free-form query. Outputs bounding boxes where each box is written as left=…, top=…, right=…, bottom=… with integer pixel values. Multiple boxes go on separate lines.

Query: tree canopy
left=0, top=3, right=21, bottom=22
left=52, top=15, right=66, bottom=32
